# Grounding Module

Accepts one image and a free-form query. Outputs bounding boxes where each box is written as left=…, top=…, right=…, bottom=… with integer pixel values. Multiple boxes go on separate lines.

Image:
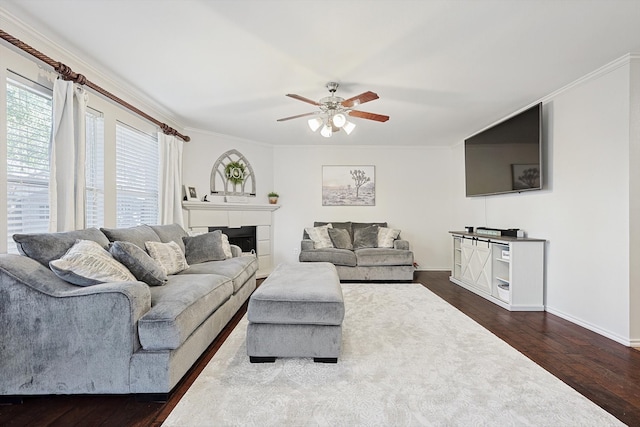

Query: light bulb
left=343, top=121, right=356, bottom=135
left=332, top=113, right=346, bottom=128
left=320, top=124, right=332, bottom=138
left=308, top=117, right=323, bottom=132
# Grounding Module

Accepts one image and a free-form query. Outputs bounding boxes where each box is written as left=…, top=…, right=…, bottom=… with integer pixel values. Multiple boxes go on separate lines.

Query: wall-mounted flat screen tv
left=465, top=103, right=542, bottom=197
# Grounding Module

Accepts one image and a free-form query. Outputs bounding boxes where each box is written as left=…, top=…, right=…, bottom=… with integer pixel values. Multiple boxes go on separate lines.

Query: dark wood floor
left=2, top=271, right=640, bottom=426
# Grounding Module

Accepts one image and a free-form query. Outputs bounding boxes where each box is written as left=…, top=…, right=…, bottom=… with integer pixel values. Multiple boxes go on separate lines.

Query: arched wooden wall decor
left=210, top=149, right=256, bottom=197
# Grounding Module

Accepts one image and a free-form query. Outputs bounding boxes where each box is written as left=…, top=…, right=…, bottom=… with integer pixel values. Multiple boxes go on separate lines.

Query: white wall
left=452, top=57, right=635, bottom=344
left=182, top=129, right=275, bottom=205
left=271, top=145, right=455, bottom=270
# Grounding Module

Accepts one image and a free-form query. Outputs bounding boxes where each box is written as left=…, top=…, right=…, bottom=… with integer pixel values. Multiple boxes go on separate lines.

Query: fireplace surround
left=182, top=201, right=280, bottom=278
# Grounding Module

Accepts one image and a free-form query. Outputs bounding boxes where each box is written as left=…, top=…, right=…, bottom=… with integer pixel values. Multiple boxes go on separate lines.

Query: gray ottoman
left=246, top=262, right=344, bottom=363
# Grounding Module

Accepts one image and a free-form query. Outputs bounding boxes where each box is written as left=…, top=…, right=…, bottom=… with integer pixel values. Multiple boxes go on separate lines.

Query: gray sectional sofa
left=0, top=224, right=257, bottom=399
left=299, top=221, right=414, bottom=281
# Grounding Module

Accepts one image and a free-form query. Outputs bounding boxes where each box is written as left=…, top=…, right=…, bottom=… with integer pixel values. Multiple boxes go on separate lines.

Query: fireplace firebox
left=208, top=226, right=257, bottom=254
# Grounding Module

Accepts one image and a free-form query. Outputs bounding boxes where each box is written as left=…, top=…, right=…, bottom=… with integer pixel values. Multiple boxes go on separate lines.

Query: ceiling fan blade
left=277, top=112, right=317, bottom=122
left=286, top=94, right=320, bottom=106
left=348, top=110, right=390, bottom=122
left=341, top=91, right=379, bottom=108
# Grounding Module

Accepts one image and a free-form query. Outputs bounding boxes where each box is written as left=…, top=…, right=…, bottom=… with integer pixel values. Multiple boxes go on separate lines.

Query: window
left=115, top=122, right=158, bottom=227
left=6, top=76, right=52, bottom=253
left=85, top=107, right=104, bottom=228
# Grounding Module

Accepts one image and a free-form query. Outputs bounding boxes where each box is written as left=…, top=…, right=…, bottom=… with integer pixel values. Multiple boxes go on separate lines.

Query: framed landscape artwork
left=322, top=165, right=375, bottom=206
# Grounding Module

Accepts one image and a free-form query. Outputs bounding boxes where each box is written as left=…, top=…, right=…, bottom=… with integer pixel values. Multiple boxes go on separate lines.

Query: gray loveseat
left=299, top=221, right=414, bottom=281
left=0, top=224, right=257, bottom=399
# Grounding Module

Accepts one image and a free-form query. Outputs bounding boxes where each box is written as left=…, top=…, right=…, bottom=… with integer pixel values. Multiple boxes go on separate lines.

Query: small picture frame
left=184, top=185, right=199, bottom=201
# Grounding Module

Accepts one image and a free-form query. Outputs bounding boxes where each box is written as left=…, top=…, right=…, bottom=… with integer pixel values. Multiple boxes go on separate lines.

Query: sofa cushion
left=138, top=274, right=233, bottom=350
left=49, top=240, right=136, bottom=286
left=355, top=248, right=414, bottom=267
left=182, top=230, right=227, bottom=264
left=178, top=255, right=258, bottom=293
left=145, top=241, right=189, bottom=275
left=299, top=248, right=357, bottom=267
left=378, top=227, right=401, bottom=248
left=328, top=228, right=353, bottom=250
left=305, top=224, right=334, bottom=249
left=353, top=224, right=379, bottom=249
left=109, top=241, right=167, bottom=286
left=101, top=224, right=161, bottom=250
left=151, top=224, right=189, bottom=253
left=13, top=227, right=110, bottom=267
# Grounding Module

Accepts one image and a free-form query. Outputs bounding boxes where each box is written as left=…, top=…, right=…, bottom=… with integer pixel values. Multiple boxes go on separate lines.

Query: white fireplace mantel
left=182, top=201, right=281, bottom=212
left=182, top=202, right=280, bottom=278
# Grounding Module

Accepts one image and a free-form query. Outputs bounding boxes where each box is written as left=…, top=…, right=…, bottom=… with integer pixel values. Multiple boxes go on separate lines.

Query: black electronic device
left=465, top=103, right=542, bottom=197
left=476, top=227, right=523, bottom=238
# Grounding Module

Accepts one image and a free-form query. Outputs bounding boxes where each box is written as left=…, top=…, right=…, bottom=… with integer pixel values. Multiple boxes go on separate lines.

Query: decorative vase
left=269, top=197, right=278, bottom=204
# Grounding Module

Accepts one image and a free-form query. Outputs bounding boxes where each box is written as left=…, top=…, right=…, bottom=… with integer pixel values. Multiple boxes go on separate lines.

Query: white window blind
left=85, top=107, right=104, bottom=228
left=6, top=76, right=52, bottom=253
left=115, top=122, right=159, bottom=227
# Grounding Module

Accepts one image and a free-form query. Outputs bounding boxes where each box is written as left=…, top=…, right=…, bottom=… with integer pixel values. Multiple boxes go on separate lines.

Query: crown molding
left=0, top=7, right=185, bottom=132
left=540, top=53, right=639, bottom=103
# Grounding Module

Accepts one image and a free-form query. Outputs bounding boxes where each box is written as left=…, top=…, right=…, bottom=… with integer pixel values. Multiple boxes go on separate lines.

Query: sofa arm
left=230, top=244, right=243, bottom=257
left=0, top=254, right=152, bottom=394
left=301, top=239, right=315, bottom=251
left=394, top=239, right=410, bottom=250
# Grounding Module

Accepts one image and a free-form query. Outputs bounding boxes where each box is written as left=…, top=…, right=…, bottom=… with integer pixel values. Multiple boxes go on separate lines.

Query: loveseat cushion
left=178, top=255, right=258, bottom=293
left=151, top=224, right=189, bottom=253
left=101, top=224, right=161, bottom=250
left=353, top=224, right=379, bottom=249
left=299, top=248, right=357, bottom=267
left=355, top=248, right=414, bottom=267
left=138, top=274, right=233, bottom=350
left=328, top=228, right=353, bottom=250
left=13, top=228, right=110, bottom=267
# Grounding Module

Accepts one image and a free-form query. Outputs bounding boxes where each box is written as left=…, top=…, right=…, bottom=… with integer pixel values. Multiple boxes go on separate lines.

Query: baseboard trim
left=545, top=306, right=631, bottom=347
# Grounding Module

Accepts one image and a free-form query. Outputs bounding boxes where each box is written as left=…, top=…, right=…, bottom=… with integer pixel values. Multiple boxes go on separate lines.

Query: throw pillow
left=378, top=227, right=401, bottom=248
left=221, top=233, right=233, bottom=259
left=145, top=241, right=189, bottom=275
left=353, top=224, right=379, bottom=250
left=109, top=241, right=167, bottom=286
left=182, top=230, right=227, bottom=265
left=328, top=228, right=353, bottom=250
left=49, top=239, right=136, bottom=286
left=305, top=224, right=334, bottom=249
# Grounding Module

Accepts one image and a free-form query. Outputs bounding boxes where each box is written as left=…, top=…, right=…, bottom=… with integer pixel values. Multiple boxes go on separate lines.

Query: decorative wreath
left=225, top=161, right=246, bottom=185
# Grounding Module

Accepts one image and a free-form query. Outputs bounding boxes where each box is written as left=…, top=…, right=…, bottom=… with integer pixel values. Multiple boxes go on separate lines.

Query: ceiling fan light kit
left=278, top=82, right=389, bottom=138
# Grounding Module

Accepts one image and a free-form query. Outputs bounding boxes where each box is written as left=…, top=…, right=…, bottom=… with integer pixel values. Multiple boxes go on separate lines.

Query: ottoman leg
left=314, top=357, right=338, bottom=363
left=250, top=356, right=276, bottom=363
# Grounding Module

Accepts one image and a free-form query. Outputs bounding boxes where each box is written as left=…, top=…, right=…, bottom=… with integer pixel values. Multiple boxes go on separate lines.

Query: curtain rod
left=0, top=29, right=190, bottom=142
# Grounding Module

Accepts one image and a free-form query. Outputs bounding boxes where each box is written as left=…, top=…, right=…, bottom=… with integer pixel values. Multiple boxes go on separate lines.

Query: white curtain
left=49, top=79, right=88, bottom=232
left=158, top=132, right=184, bottom=226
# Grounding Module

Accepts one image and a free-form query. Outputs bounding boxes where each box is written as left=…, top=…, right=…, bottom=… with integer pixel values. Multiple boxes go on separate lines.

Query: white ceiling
left=2, top=0, right=640, bottom=146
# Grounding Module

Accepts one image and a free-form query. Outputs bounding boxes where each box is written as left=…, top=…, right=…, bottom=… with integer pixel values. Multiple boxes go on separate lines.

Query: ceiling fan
left=277, top=82, right=389, bottom=137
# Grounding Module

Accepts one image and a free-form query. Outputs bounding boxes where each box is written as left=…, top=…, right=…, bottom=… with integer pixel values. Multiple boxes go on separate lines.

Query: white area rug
left=163, top=284, right=623, bottom=426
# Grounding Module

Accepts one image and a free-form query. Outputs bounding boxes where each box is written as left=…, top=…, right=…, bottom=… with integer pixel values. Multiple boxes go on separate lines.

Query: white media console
left=449, top=231, right=545, bottom=311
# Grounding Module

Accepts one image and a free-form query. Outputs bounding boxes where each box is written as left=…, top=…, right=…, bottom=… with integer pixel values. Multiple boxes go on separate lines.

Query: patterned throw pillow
left=145, top=241, right=189, bottom=275
left=49, top=239, right=136, bottom=286
left=110, top=240, right=168, bottom=286
left=182, top=230, right=228, bottom=265
left=328, top=228, right=353, bottom=250
left=221, top=234, right=233, bottom=259
left=353, top=224, right=379, bottom=250
left=378, top=227, right=401, bottom=248
left=305, top=224, right=334, bottom=249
